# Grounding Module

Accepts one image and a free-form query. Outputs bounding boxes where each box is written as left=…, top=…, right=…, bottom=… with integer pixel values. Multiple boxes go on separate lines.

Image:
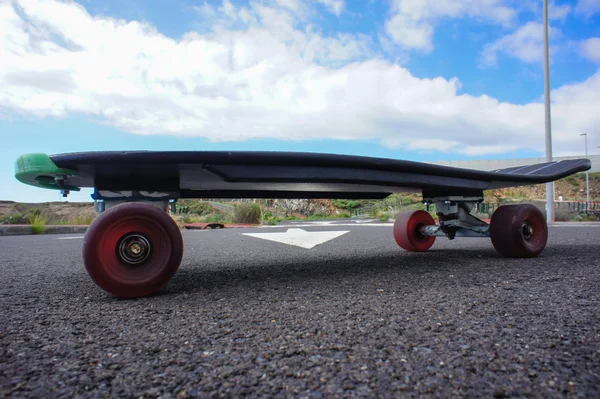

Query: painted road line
left=264, top=222, right=600, bottom=229
left=548, top=223, right=600, bottom=227
left=242, top=228, right=350, bottom=249
left=261, top=223, right=393, bottom=228
left=56, top=236, right=85, bottom=240
left=354, top=219, right=379, bottom=223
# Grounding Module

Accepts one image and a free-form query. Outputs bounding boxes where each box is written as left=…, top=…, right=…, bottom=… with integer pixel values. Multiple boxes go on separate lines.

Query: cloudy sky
left=2, top=0, right=599, bottom=202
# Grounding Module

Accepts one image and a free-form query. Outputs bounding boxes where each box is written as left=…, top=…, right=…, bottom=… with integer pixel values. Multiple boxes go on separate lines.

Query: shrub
left=331, top=199, right=362, bottom=210
left=563, top=176, right=580, bottom=186
left=233, top=202, right=262, bottom=224
left=68, top=214, right=95, bottom=225
left=0, top=213, right=28, bottom=224
left=203, top=212, right=226, bottom=223
left=180, top=214, right=204, bottom=224
left=30, top=214, right=48, bottom=234
left=176, top=200, right=216, bottom=216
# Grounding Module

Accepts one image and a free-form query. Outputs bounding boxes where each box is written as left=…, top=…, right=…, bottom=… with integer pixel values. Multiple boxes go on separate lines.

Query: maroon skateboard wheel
left=490, top=204, right=548, bottom=258
left=83, top=202, right=183, bottom=297
left=393, top=210, right=436, bottom=252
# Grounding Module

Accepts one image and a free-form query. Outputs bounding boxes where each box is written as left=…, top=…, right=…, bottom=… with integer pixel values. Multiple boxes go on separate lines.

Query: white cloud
left=1, top=0, right=599, bottom=158
left=575, top=0, right=600, bottom=17
left=384, top=0, right=517, bottom=52
left=580, top=37, right=600, bottom=63
left=194, top=1, right=217, bottom=19
left=479, top=21, right=561, bottom=67
left=314, top=0, right=344, bottom=16
left=517, top=1, right=572, bottom=21
left=549, top=1, right=572, bottom=20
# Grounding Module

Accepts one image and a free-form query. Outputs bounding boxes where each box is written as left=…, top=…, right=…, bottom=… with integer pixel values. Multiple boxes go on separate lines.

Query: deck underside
left=15, top=151, right=592, bottom=200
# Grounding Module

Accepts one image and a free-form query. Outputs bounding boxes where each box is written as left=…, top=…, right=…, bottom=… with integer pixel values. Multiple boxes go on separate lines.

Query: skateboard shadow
left=159, top=243, right=588, bottom=297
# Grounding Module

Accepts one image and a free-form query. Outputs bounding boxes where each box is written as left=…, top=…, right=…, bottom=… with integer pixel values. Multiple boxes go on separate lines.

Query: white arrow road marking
left=242, top=228, right=349, bottom=249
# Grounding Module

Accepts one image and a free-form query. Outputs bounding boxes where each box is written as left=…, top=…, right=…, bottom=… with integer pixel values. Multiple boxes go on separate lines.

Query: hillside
left=487, top=172, right=600, bottom=203
left=1, top=172, right=598, bottom=225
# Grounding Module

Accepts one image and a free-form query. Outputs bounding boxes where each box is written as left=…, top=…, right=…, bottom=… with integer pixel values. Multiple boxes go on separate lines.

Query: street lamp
left=543, top=0, right=555, bottom=221
left=581, top=133, right=589, bottom=210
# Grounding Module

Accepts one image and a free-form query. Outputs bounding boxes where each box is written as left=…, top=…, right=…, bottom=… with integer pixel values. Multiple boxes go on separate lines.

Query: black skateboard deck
left=15, top=151, right=592, bottom=199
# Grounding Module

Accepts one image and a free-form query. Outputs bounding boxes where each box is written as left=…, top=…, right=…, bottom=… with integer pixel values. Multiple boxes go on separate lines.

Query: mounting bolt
left=95, top=200, right=105, bottom=213
left=54, top=175, right=67, bottom=187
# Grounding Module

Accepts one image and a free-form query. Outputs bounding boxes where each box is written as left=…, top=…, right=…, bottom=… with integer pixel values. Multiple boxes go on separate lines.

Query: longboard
left=14, top=151, right=591, bottom=199
left=14, top=151, right=592, bottom=298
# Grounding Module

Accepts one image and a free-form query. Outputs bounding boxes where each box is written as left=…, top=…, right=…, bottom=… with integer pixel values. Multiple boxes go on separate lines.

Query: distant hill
left=1, top=172, right=597, bottom=225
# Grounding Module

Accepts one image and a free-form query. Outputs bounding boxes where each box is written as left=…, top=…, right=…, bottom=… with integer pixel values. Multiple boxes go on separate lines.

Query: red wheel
left=489, top=204, right=548, bottom=258
left=83, top=202, right=183, bottom=298
left=393, top=210, right=436, bottom=251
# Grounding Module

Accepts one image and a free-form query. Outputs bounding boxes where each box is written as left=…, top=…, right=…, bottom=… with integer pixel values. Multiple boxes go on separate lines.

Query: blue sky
left=1, top=0, right=599, bottom=202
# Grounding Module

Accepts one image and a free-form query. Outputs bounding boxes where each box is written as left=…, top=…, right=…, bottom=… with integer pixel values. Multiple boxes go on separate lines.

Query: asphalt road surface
left=1, top=221, right=599, bottom=398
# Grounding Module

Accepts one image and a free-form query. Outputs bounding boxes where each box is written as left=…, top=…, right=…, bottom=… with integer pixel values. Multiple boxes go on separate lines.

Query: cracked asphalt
left=1, top=222, right=599, bottom=398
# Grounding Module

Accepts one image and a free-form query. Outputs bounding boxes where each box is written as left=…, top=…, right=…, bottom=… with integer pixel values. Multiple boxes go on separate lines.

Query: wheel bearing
left=522, top=222, right=534, bottom=241
left=117, top=233, right=152, bottom=265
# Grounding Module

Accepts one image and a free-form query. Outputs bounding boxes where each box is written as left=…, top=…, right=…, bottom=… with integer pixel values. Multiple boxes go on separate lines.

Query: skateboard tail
left=14, top=153, right=80, bottom=191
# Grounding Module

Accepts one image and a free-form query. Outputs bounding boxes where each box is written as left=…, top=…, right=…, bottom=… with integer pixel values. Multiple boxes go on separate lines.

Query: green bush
left=563, top=176, right=580, bottom=186
left=30, top=214, right=48, bottom=234
left=233, top=202, right=262, bottom=224
left=331, top=199, right=362, bottom=210
left=69, top=214, right=95, bottom=225
left=0, top=213, right=28, bottom=224
left=177, top=200, right=215, bottom=216
left=181, top=214, right=200, bottom=224
left=203, top=212, right=226, bottom=223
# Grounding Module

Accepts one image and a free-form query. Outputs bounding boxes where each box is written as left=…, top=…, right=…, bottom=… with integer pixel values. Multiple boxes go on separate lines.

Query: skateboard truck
left=395, top=195, right=548, bottom=259
left=422, top=196, right=489, bottom=239
left=91, top=189, right=179, bottom=213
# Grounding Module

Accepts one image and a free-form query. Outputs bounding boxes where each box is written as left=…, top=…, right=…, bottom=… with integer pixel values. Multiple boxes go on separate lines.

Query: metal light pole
left=581, top=133, right=589, bottom=210
left=543, top=0, right=555, bottom=221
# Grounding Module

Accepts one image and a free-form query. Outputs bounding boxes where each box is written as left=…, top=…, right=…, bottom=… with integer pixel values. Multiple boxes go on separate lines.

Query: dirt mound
left=487, top=174, right=599, bottom=203
left=0, top=201, right=96, bottom=224
left=2, top=173, right=597, bottom=224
